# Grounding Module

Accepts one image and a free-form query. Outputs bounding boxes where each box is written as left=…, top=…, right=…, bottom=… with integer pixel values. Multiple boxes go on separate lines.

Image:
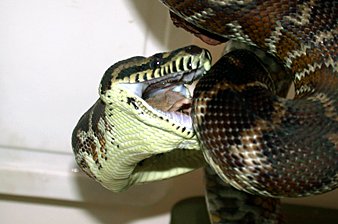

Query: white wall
left=0, top=1, right=337, bottom=223
left=0, top=0, right=205, bottom=223
left=0, top=0, right=193, bottom=152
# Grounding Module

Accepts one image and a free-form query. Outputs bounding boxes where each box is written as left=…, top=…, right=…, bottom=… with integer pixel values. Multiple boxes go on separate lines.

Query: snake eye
left=150, top=54, right=163, bottom=69
left=153, top=60, right=161, bottom=68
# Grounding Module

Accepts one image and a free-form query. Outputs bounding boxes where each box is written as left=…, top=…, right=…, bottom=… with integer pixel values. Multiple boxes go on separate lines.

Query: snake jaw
left=117, top=80, right=201, bottom=130
left=115, top=46, right=212, bottom=130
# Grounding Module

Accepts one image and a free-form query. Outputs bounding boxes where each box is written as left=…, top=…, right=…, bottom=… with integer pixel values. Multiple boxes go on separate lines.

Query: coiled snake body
left=72, top=0, right=337, bottom=223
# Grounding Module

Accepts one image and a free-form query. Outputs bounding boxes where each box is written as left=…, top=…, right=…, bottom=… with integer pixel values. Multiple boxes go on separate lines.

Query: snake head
left=72, top=45, right=212, bottom=192
left=100, top=45, right=212, bottom=129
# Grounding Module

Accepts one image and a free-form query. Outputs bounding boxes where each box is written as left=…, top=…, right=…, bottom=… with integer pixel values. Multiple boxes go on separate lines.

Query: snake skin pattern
left=160, top=0, right=337, bottom=197
left=72, top=0, right=337, bottom=223
left=204, top=165, right=283, bottom=223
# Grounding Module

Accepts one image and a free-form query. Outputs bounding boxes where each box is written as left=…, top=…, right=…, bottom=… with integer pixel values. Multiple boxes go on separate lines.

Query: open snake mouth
left=143, top=71, right=201, bottom=121
left=117, top=48, right=211, bottom=129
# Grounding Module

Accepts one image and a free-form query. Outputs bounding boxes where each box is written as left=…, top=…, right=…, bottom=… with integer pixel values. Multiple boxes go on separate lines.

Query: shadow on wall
left=73, top=167, right=205, bottom=224
left=128, top=0, right=194, bottom=50
left=73, top=173, right=173, bottom=223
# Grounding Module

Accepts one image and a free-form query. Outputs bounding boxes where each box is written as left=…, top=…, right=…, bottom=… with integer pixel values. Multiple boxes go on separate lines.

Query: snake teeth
left=154, top=109, right=193, bottom=128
